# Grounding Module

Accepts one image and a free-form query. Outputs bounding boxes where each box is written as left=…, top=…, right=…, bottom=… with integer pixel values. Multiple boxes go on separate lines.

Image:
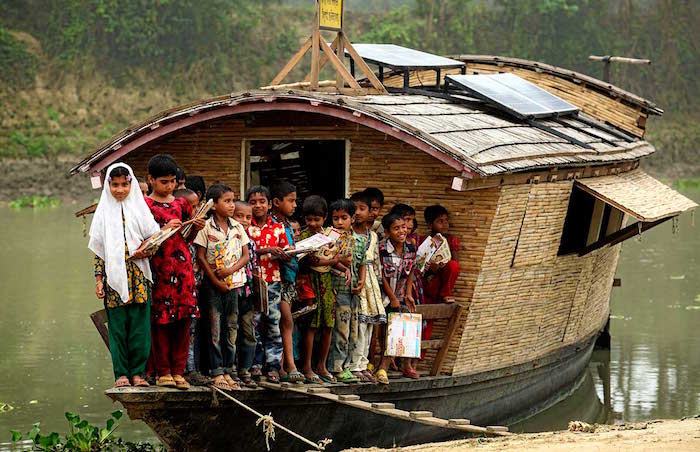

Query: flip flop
left=223, top=374, right=240, bottom=390
left=114, top=376, right=131, bottom=388
left=352, top=371, right=369, bottom=383
left=238, top=371, right=258, bottom=388
left=401, top=367, right=420, bottom=380
left=362, top=370, right=377, bottom=384
left=317, top=373, right=337, bottom=384
left=280, top=371, right=304, bottom=384
left=304, top=373, right=323, bottom=384
left=211, top=377, right=233, bottom=391
left=265, top=371, right=280, bottom=384
left=132, top=375, right=149, bottom=387
left=375, top=369, right=389, bottom=385
left=336, top=369, right=360, bottom=384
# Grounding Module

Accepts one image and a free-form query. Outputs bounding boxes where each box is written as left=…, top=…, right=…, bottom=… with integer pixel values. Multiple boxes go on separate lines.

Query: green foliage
left=9, top=410, right=162, bottom=451
left=0, top=27, right=38, bottom=89
left=9, top=195, right=62, bottom=208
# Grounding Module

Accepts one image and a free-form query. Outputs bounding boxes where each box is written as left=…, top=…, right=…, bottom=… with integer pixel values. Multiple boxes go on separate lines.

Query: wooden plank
left=342, top=36, right=387, bottom=93
left=338, top=394, right=360, bottom=401
left=90, top=309, right=110, bottom=350
left=308, top=387, right=331, bottom=394
left=487, top=426, right=510, bottom=432
left=448, top=418, right=471, bottom=426
left=431, top=304, right=464, bottom=376
left=409, top=411, right=433, bottom=419
left=269, top=36, right=312, bottom=86
left=371, top=402, right=395, bottom=410
left=319, top=37, right=361, bottom=89
left=415, top=303, right=460, bottom=320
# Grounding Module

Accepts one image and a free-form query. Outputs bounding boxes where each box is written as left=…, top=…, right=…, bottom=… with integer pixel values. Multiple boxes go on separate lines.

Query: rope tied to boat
left=255, top=413, right=276, bottom=450
left=210, top=385, right=332, bottom=451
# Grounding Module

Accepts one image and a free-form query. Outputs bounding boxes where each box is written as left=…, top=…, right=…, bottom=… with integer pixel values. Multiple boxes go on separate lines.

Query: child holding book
left=422, top=205, right=460, bottom=341
left=328, top=199, right=366, bottom=384
left=298, top=195, right=338, bottom=384
left=348, top=191, right=383, bottom=383
left=376, top=212, right=418, bottom=383
left=233, top=201, right=259, bottom=387
left=269, top=181, right=304, bottom=383
left=91, top=163, right=172, bottom=388
left=246, top=185, right=289, bottom=383
left=194, top=184, right=250, bottom=391
left=146, top=154, right=205, bottom=390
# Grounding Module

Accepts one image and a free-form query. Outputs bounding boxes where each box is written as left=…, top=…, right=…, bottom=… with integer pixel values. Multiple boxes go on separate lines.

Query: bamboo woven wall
left=118, top=112, right=501, bottom=374
left=119, top=112, right=622, bottom=377
left=453, top=182, right=620, bottom=376
left=382, top=66, right=645, bottom=137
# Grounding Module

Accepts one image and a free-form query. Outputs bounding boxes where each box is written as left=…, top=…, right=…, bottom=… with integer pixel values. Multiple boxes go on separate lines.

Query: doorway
left=245, top=140, right=348, bottom=219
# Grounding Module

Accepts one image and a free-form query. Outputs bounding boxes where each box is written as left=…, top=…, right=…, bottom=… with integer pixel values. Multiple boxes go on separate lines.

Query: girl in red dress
left=145, top=154, right=205, bottom=389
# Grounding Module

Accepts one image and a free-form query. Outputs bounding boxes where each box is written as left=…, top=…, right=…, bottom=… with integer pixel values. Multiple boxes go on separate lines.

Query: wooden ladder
left=259, top=381, right=509, bottom=437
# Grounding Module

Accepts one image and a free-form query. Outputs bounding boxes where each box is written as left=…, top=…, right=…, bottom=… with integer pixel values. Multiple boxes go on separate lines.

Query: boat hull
left=107, top=333, right=598, bottom=451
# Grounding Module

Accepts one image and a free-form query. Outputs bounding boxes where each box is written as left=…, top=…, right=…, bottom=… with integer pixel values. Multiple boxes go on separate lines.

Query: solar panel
left=346, top=44, right=465, bottom=70
left=445, top=73, right=579, bottom=119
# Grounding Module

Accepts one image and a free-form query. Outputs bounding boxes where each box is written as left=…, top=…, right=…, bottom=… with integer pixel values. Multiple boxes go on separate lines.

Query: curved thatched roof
left=71, top=90, right=655, bottom=177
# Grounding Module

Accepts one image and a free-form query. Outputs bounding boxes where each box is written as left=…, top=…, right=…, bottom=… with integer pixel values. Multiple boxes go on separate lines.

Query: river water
left=0, top=190, right=698, bottom=444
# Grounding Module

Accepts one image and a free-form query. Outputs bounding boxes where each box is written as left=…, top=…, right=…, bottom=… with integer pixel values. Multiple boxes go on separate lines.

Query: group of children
left=89, top=153, right=460, bottom=390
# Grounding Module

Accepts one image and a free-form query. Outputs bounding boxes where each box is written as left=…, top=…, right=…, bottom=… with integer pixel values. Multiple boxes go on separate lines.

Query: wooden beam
left=336, top=31, right=345, bottom=90
left=310, top=3, right=320, bottom=90
left=579, top=217, right=670, bottom=256
left=586, top=198, right=606, bottom=246
left=343, top=36, right=387, bottom=93
left=302, top=35, right=339, bottom=83
left=269, top=36, right=313, bottom=86
left=431, top=304, right=463, bottom=376
left=319, top=37, right=361, bottom=89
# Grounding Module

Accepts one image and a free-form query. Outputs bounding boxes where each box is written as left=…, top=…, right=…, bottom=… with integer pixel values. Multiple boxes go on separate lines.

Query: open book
left=285, top=231, right=335, bottom=256
left=181, top=199, right=214, bottom=238
left=415, top=233, right=452, bottom=273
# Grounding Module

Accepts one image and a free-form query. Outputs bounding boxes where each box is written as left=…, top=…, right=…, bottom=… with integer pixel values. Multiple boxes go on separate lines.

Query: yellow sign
left=319, top=0, right=343, bottom=31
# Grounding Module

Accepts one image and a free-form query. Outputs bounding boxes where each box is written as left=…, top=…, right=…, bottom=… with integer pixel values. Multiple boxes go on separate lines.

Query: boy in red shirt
left=245, top=185, right=289, bottom=383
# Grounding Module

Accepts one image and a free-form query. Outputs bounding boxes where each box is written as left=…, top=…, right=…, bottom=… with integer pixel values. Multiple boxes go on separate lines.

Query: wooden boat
left=73, top=16, right=697, bottom=449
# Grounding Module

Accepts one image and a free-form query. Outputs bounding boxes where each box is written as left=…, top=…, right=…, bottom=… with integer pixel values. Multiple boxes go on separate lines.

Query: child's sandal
left=114, top=376, right=131, bottom=388
left=132, top=375, right=149, bottom=387
left=375, top=369, right=389, bottom=385
left=212, top=376, right=232, bottom=391
left=239, top=372, right=257, bottom=388
left=156, top=375, right=176, bottom=388
left=172, top=375, right=190, bottom=390
left=265, top=371, right=280, bottom=384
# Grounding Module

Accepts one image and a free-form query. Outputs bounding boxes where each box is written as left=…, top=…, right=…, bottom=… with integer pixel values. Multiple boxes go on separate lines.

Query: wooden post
left=588, top=55, right=651, bottom=84
left=310, top=2, right=321, bottom=90
left=336, top=31, right=346, bottom=89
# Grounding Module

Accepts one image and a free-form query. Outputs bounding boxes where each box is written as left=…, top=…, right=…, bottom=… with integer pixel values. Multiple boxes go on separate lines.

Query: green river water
left=1, top=189, right=699, bottom=445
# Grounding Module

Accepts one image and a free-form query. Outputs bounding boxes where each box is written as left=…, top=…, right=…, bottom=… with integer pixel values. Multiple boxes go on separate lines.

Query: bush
left=0, top=27, right=38, bottom=89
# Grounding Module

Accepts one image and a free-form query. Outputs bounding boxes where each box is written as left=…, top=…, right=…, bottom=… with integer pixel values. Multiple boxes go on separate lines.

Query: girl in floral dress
left=145, top=154, right=205, bottom=389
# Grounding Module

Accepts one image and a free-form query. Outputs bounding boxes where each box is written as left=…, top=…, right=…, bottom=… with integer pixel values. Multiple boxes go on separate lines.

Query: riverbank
left=345, top=418, right=700, bottom=451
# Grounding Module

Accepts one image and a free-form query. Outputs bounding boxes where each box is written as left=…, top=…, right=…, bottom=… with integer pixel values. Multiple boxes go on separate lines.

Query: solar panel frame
left=445, top=73, right=579, bottom=119
left=346, top=44, right=465, bottom=70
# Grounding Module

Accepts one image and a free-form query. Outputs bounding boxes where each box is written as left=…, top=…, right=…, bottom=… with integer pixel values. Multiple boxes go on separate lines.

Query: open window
left=243, top=139, right=348, bottom=218
left=558, top=170, right=697, bottom=256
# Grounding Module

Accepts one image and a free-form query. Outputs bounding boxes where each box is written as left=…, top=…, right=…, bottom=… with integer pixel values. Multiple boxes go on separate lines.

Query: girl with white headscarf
left=89, top=162, right=172, bottom=388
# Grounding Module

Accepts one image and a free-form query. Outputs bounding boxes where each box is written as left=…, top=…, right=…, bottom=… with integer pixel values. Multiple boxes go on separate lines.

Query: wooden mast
left=265, top=0, right=387, bottom=95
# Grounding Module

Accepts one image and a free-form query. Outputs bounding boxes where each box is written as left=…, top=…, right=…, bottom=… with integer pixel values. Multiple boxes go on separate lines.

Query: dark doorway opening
left=249, top=140, right=346, bottom=219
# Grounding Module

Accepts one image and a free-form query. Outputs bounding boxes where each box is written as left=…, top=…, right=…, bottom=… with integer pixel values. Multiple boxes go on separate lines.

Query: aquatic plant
left=8, top=195, right=61, bottom=208
left=9, top=410, right=162, bottom=451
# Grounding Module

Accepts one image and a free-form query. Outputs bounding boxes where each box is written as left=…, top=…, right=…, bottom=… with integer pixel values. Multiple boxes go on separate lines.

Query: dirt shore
left=346, top=419, right=700, bottom=452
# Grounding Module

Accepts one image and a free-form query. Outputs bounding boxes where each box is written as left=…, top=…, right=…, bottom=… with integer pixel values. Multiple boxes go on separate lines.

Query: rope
left=210, top=385, right=332, bottom=451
